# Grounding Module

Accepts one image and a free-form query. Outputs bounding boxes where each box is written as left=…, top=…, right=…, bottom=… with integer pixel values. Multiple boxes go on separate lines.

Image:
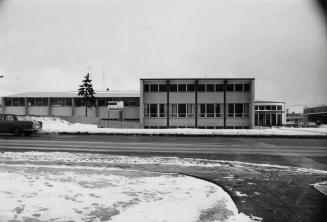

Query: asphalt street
left=0, top=134, right=326, bottom=156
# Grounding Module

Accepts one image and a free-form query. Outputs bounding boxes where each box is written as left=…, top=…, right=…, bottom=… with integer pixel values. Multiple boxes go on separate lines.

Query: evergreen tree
left=78, top=73, right=96, bottom=117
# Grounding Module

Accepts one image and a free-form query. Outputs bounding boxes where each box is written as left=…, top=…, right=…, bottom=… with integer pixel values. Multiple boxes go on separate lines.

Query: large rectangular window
left=206, top=104, right=215, bottom=117
left=226, top=84, right=234, bottom=91
left=200, top=104, right=206, bottom=117
left=277, top=106, right=282, bottom=110
left=159, top=104, right=166, bottom=117
left=272, top=114, right=277, bottom=126
left=244, top=84, right=250, bottom=92
left=51, top=98, right=72, bottom=106
left=28, top=98, right=48, bottom=106
left=178, top=84, right=186, bottom=92
left=144, top=104, right=149, bottom=117
left=244, top=104, right=249, bottom=117
left=198, top=84, right=205, bottom=92
left=255, top=114, right=259, bottom=126
left=235, top=84, right=243, bottom=91
left=187, top=84, right=195, bottom=92
left=4, top=98, right=26, bottom=106
left=150, top=84, right=158, bottom=92
left=170, top=84, right=177, bottom=92
left=171, top=104, right=177, bottom=117
left=159, top=84, right=167, bottom=92
left=235, top=103, right=243, bottom=117
left=187, top=104, right=193, bottom=117
left=178, top=104, right=186, bottom=117
left=143, top=84, right=150, bottom=92
left=215, top=104, right=221, bottom=117
left=149, top=104, right=158, bottom=117
left=206, top=84, right=215, bottom=92
left=215, top=84, right=223, bottom=92
left=228, top=104, right=234, bottom=117
left=277, top=114, right=282, bottom=126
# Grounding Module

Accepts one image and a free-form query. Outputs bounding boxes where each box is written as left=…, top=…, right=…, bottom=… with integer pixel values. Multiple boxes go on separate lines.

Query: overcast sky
left=0, top=0, right=326, bottom=112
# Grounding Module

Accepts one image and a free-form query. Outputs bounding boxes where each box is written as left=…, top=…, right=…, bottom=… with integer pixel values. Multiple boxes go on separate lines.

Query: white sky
left=0, top=0, right=326, bottom=112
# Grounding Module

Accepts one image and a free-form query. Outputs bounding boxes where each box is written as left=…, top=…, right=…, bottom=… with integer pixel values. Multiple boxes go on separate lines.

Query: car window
left=5, top=115, right=14, bottom=121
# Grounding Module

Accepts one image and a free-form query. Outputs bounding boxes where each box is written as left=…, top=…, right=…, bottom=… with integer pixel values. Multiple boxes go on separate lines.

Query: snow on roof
left=255, top=100, right=285, bottom=104
left=3, top=91, right=140, bottom=98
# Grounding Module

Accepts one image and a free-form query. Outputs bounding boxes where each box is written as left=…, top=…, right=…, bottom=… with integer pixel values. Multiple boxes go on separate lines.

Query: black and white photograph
left=0, top=0, right=327, bottom=221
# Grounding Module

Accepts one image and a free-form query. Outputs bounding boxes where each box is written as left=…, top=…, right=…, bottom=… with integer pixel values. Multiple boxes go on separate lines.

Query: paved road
left=0, top=134, right=326, bottom=156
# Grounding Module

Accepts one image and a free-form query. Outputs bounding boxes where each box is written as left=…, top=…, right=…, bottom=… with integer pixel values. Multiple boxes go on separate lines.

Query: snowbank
left=0, top=163, right=259, bottom=222
left=28, top=116, right=327, bottom=137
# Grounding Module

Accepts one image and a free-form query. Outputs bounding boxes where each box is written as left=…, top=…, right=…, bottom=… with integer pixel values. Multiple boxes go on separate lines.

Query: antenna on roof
left=102, top=67, right=106, bottom=91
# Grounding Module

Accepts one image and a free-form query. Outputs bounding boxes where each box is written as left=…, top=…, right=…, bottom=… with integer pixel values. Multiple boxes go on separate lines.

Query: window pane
left=144, top=104, right=149, bottom=117
left=255, top=106, right=258, bottom=110
left=150, top=84, right=158, bottom=92
left=244, top=84, right=250, bottom=91
left=187, top=84, right=195, bottom=92
left=266, top=114, right=271, bottom=126
left=207, top=84, right=214, bottom=92
left=19, top=98, right=25, bottom=106
left=235, top=103, right=243, bottom=117
left=159, top=84, right=167, bottom=92
left=187, top=104, right=193, bottom=117
left=259, top=106, right=264, bottom=110
left=226, top=84, right=234, bottom=91
left=159, top=104, right=166, bottom=117
left=215, top=84, right=223, bottom=91
left=178, top=84, right=186, bottom=92
left=277, top=106, right=282, bottom=110
left=170, top=84, right=177, bottom=92
left=244, top=104, right=249, bottom=117
left=277, top=114, right=282, bottom=125
left=255, top=114, right=259, bottom=126
left=228, top=104, right=234, bottom=117
left=200, top=104, right=206, bottom=117
left=144, top=84, right=149, bottom=92
left=198, top=84, right=205, bottom=92
left=178, top=104, right=186, bottom=117
left=207, top=104, right=214, bottom=117
left=272, top=114, right=277, bottom=126
left=150, top=104, right=158, bottom=117
left=12, top=98, right=19, bottom=106
left=265, top=106, right=271, bottom=110
left=172, top=104, right=177, bottom=117
left=215, top=104, right=221, bottom=117
left=4, top=98, right=11, bottom=106
left=235, top=84, right=243, bottom=91
left=272, top=106, right=276, bottom=110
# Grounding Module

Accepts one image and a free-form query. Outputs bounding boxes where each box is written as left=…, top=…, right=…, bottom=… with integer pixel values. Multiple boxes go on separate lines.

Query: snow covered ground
left=25, top=116, right=327, bottom=136
left=0, top=163, right=257, bottom=222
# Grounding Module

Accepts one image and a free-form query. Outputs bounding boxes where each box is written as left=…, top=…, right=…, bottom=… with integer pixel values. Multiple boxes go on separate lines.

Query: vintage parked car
left=0, top=114, right=42, bottom=135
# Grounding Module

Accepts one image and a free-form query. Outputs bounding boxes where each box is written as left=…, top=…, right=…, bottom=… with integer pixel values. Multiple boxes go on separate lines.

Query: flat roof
left=3, top=91, right=140, bottom=98
left=141, top=78, right=255, bottom=80
left=255, top=101, right=285, bottom=104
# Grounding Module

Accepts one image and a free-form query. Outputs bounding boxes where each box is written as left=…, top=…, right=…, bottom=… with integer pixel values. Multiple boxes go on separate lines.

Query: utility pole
left=107, top=88, right=110, bottom=128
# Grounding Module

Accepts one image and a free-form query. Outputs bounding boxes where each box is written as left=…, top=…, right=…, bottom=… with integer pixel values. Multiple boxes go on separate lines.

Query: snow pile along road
left=29, top=116, right=327, bottom=137
left=0, top=164, right=259, bottom=222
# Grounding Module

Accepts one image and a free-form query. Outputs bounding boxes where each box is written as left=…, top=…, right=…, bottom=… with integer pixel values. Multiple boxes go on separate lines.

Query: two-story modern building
left=140, top=78, right=255, bottom=129
left=1, top=78, right=256, bottom=129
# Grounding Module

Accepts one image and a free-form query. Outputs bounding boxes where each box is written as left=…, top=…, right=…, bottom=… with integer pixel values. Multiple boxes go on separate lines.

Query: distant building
left=286, top=112, right=304, bottom=124
left=254, top=101, right=286, bottom=127
left=303, top=105, right=327, bottom=124
left=140, top=78, right=255, bottom=129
